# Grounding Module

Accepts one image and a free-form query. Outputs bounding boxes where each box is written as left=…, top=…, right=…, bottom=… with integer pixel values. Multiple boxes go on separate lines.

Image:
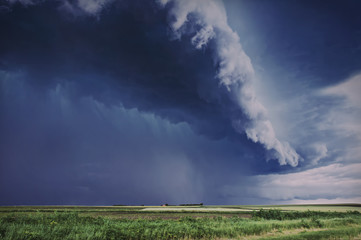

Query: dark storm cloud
left=1, top=0, right=361, bottom=205
left=1, top=0, right=287, bottom=205
left=1, top=0, right=303, bottom=167
left=0, top=0, right=241, bottom=141
left=0, top=72, right=260, bottom=205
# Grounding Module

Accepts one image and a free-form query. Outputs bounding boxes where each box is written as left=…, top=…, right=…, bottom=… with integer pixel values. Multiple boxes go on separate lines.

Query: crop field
left=0, top=204, right=360, bottom=239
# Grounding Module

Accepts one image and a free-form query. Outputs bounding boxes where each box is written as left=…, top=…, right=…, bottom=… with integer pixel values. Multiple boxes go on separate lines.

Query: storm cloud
left=1, top=0, right=360, bottom=205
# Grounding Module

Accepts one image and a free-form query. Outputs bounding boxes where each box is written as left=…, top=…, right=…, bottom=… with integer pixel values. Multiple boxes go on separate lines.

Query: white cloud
left=303, top=143, right=328, bottom=165
left=76, top=0, right=112, bottom=15
left=250, top=70, right=361, bottom=167
left=321, top=74, right=361, bottom=140
left=323, top=73, right=361, bottom=109
left=315, top=73, right=361, bottom=164
left=222, top=163, right=361, bottom=204
left=256, top=163, right=361, bottom=201
left=191, top=25, right=215, bottom=49
left=160, top=0, right=300, bottom=166
left=282, top=197, right=361, bottom=205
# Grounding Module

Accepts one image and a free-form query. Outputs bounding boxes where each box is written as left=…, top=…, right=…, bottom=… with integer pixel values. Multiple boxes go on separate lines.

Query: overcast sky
left=1, top=0, right=360, bottom=205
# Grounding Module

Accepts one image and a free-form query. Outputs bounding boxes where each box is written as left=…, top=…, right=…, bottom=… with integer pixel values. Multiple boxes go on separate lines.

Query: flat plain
left=0, top=204, right=360, bottom=239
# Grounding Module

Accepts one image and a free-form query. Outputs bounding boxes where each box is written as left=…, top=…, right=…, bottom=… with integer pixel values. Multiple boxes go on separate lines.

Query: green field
left=0, top=204, right=360, bottom=239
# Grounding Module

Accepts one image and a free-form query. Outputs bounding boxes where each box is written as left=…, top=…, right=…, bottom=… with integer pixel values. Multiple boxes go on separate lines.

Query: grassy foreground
left=0, top=205, right=360, bottom=239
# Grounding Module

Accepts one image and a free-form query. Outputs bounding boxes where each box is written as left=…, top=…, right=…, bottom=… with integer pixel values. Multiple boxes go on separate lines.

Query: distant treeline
left=113, top=203, right=205, bottom=206
left=160, top=203, right=204, bottom=206
left=179, top=203, right=203, bottom=206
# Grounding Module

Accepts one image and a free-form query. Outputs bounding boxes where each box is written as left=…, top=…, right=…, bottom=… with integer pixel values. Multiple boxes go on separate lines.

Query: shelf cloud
left=1, top=0, right=360, bottom=205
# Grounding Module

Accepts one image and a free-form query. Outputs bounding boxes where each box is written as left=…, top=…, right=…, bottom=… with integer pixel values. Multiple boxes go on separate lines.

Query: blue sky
left=0, top=0, right=360, bottom=205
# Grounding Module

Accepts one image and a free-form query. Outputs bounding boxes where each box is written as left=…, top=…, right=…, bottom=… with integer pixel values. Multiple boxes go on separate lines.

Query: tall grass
left=0, top=210, right=360, bottom=239
left=252, top=208, right=360, bottom=220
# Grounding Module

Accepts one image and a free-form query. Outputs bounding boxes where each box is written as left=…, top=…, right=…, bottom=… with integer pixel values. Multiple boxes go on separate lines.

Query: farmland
left=0, top=204, right=360, bottom=239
